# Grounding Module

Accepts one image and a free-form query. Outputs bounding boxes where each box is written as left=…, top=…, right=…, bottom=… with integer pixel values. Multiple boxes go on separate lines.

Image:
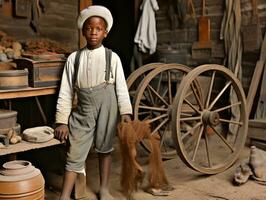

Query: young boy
left=54, top=5, right=132, bottom=200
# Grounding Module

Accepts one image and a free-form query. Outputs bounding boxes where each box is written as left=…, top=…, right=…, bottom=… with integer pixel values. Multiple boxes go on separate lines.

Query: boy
left=54, top=5, right=132, bottom=200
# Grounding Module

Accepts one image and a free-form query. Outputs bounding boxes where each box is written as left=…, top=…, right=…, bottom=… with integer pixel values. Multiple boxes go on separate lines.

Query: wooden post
left=79, top=0, right=92, bottom=48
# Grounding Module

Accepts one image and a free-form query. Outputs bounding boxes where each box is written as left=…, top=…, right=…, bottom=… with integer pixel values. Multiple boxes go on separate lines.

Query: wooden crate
left=15, top=58, right=65, bottom=87
left=249, top=119, right=266, bottom=142
left=248, top=119, right=266, bottom=150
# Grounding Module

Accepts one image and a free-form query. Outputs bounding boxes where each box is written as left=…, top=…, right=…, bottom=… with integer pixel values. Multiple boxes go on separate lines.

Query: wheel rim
left=127, top=63, right=163, bottom=93
left=172, top=64, right=248, bottom=174
left=133, top=63, right=195, bottom=159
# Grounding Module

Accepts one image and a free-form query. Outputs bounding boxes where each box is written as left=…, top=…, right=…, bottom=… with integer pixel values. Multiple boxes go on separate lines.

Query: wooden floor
left=44, top=144, right=266, bottom=200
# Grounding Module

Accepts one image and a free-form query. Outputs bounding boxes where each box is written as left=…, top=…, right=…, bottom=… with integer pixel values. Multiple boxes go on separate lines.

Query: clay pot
left=0, top=160, right=45, bottom=200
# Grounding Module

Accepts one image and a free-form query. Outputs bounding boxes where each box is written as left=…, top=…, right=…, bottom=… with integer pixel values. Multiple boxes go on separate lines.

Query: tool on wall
left=15, top=0, right=30, bottom=18
left=192, top=0, right=212, bottom=60
left=242, top=0, right=262, bottom=53
left=2, top=0, right=12, bottom=17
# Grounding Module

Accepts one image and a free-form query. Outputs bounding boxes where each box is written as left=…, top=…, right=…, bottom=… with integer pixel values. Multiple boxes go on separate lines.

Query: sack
left=23, top=126, right=54, bottom=143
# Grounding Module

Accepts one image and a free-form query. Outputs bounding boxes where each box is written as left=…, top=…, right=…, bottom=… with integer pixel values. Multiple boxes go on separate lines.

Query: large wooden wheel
left=133, top=64, right=197, bottom=159
left=172, top=64, right=248, bottom=174
left=127, top=63, right=162, bottom=100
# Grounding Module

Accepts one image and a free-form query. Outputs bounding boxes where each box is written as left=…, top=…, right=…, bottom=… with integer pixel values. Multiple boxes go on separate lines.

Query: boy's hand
left=121, top=114, right=132, bottom=123
left=54, top=124, right=69, bottom=142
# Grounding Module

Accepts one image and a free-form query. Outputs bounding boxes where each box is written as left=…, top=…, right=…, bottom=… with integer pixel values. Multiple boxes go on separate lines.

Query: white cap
left=77, top=5, right=113, bottom=32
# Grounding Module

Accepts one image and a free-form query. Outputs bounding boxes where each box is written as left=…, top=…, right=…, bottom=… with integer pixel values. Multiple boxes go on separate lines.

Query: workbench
left=0, top=86, right=58, bottom=124
left=0, top=86, right=62, bottom=157
left=0, top=86, right=58, bottom=100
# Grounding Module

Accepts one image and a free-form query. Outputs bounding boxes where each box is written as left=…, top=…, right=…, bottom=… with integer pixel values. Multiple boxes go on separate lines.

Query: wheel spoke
left=204, top=128, right=212, bottom=168
left=192, top=125, right=204, bottom=161
left=160, top=87, right=168, bottom=100
left=181, top=121, right=202, bottom=140
left=159, top=126, right=168, bottom=150
left=150, top=118, right=169, bottom=135
left=214, top=101, right=241, bottom=112
left=190, top=82, right=204, bottom=110
left=208, top=81, right=232, bottom=110
left=138, top=111, right=151, bottom=116
left=147, top=84, right=169, bottom=106
left=184, top=98, right=201, bottom=114
left=219, top=118, right=243, bottom=126
left=168, top=71, right=173, bottom=104
left=181, top=112, right=193, bottom=117
left=210, top=126, right=235, bottom=152
left=144, top=87, right=155, bottom=105
left=153, top=72, right=163, bottom=105
left=147, top=113, right=168, bottom=123
left=185, top=90, right=193, bottom=99
left=139, top=105, right=168, bottom=112
left=180, top=116, right=201, bottom=122
left=205, top=71, right=216, bottom=108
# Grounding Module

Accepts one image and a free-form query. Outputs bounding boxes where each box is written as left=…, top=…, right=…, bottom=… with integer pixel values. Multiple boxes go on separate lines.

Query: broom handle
left=202, top=0, right=206, bottom=16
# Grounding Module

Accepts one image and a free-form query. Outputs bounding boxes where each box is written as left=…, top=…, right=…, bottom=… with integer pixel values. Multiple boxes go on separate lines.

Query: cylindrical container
left=0, top=69, right=28, bottom=89
left=156, top=49, right=188, bottom=64
left=0, top=109, right=17, bottom=129
left=0, top=160, right=45, bottom=200
left=0, top=123, right=21, bottom=135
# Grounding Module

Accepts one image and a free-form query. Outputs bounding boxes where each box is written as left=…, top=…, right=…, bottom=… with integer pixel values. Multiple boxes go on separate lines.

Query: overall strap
left=73, top=48, right=83, bottom=90
left=105, top=47, right=112, bottom=82
left=73, top=47, right=112, bottom=88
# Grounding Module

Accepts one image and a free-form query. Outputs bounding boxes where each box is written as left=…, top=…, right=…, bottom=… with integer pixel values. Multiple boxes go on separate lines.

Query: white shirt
left=55, top=45, right=132, bottom=124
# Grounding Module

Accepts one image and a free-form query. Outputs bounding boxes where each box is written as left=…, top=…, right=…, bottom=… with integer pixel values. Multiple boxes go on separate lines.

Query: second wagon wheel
left=133, top=63, right=200, bottom=159
left=127, top=63, right=162, bottom=102
left=172, top=64, right=248, bottom=174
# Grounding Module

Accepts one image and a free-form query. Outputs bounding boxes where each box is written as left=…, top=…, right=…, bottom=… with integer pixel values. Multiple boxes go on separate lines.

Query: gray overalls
left=66, top=48, right=118, bottom=172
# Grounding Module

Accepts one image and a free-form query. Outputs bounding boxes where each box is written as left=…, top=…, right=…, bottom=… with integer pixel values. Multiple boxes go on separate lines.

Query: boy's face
left=82, top=16, right=108, bottom=49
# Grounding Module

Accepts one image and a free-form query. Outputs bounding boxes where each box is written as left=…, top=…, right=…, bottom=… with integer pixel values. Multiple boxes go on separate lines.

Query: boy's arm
left=54, top=55, right=76, bottom=141
left=55, top=55, right=75, bottom=125
left=113, top=53, right=133, bottom=116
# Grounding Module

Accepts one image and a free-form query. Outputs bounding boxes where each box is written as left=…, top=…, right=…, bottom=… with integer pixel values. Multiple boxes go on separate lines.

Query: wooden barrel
left=0, top=160, right=45, bottom=200
left=0, top=70, right=28, bottom=89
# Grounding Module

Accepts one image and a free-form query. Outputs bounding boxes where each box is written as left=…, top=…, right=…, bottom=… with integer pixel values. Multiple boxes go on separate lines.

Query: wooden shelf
left=0, top=138, right=62, bottom=156
left=0, top=86, right=58, bottom=100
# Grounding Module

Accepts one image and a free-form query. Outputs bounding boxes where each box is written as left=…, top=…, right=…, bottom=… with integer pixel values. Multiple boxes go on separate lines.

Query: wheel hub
left=202, top=110, right=220, bottom=126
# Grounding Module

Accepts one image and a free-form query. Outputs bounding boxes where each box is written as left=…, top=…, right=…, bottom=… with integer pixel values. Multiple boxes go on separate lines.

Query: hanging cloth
left=134, top=0, right=159, bottom=54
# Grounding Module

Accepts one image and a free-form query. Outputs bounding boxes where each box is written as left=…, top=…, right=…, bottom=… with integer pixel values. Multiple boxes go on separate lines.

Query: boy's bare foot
left=59, top=195, right=72, bottom=200
left=99, top=189, right=114, bottom=200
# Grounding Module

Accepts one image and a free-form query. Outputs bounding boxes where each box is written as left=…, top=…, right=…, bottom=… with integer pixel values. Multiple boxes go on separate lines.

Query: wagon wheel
left=172, top=64, right=248, bottom=174
left=127, top=63, right=163, bottom=101
left=134, top=64, right=201, bottom=159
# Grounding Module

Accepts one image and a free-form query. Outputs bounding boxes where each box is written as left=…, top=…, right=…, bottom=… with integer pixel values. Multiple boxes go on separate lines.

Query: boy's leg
left=99, top=152, right=114, bottom=200
left=59, top=170, right=77, bottom=200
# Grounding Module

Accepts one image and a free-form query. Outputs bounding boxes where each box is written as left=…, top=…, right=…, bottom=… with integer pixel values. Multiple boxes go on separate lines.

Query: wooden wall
left=0, top=0, right=79, bottom=51
left=155, top=0, right=266, bottom=66
left=154, top=0, right=266, bottom=93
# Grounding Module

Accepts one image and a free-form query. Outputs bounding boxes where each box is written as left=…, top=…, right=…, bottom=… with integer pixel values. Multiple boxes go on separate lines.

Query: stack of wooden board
left=249, top=119, right=266, bottom=150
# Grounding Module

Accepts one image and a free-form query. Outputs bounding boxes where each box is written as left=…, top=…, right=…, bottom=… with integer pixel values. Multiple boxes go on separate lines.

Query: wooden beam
left=79, top=0, right=93, bottom=48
